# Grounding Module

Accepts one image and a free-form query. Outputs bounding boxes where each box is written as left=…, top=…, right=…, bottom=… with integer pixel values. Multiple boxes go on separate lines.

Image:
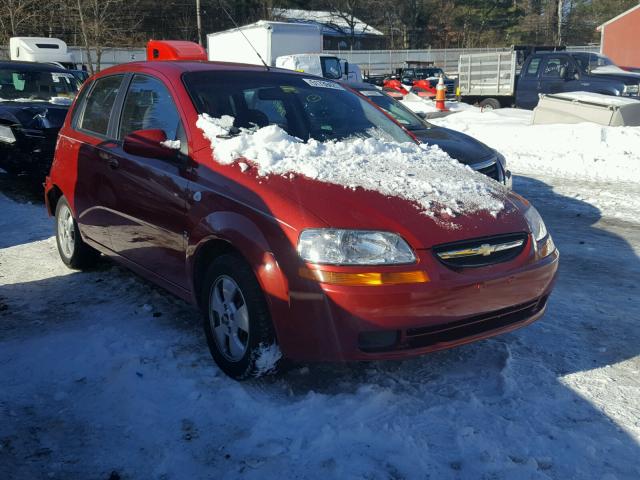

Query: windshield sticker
left=360, top=90, right=384, bottom=97
left=302, top=78, right=344, bottom=90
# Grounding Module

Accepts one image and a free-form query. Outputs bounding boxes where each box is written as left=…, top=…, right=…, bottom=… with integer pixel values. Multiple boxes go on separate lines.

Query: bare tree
left=0, top=0, right=39, bottom=43
left=75, top=0, right=140, bottom=74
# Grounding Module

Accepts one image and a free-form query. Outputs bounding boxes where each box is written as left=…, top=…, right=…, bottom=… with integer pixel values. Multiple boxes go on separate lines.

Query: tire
left=479, top=98, right=501, bottom=110
left=55, top=196, right=100, bottom=270
left=201, top=253, right=280, bottom=380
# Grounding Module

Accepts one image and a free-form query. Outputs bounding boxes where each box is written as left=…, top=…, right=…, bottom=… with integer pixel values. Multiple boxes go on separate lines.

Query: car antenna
left=218, top=1, right=270, bottom=71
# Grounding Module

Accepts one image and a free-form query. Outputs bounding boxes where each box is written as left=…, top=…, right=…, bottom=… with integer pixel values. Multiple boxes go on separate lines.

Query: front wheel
left=201, top=253, right=281, bottom=380
left=55, top=196, right=100, bottom=269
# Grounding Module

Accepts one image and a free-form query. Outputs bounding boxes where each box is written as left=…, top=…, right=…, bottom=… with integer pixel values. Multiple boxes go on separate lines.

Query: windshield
left=572, top=53, right=616, bottom=74
left=184, top=71, right=413, bottom=144
left=356, top=88, right=427, bottom=131
left=0, top=68, right=79, bottom=103
left=415, top=68, right=444, bottom=79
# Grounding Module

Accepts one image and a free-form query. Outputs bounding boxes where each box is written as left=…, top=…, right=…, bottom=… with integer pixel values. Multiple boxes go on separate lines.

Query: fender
left=187, top=209, right=291, bottom=324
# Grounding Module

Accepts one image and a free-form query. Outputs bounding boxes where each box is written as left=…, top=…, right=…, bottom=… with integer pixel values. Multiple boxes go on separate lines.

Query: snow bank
left=196, top=114, right=505, bottom=218
left=431, top=108, right=640, bottom=183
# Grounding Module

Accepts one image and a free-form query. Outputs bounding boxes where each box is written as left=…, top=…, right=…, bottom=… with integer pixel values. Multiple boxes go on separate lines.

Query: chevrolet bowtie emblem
left=477, top=244, right=495, bottom=256
left=437, top=239, right=525, bottom=260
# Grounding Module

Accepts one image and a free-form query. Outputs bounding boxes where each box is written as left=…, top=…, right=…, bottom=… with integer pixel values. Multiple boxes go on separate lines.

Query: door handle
left=108, top=158, right=119, bottom=170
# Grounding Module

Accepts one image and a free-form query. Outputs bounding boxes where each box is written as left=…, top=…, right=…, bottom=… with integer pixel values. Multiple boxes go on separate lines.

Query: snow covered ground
left=1, top=111, right=640, bottom=480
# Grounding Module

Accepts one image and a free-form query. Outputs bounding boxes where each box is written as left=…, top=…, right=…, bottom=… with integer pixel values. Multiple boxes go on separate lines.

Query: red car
left=45, top=58, right=558, bottom=380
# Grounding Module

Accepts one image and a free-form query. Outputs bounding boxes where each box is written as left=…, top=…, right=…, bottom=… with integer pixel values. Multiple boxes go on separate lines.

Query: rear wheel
left=479, top=98, right=501, bottom=110
left=55, top=196, right=100, bottom=269
left=201, top=253, right=280, bottom=380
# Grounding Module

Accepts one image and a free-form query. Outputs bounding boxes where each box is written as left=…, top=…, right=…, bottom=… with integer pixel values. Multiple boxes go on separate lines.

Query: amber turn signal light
left=299, top=268, right=429, bottom=286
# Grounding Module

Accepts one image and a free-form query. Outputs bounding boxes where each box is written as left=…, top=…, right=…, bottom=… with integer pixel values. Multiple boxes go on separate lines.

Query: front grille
left=405, top=296, right=548, bottom=349
left=433, top=232, right=528, bottom=269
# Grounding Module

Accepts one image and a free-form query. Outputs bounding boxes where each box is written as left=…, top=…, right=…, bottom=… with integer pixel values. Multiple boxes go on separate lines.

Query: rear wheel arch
left=46, top=185, right=64, bottom=216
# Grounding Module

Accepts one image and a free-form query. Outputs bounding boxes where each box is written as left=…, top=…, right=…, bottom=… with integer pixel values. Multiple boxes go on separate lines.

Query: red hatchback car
left=45, top=59, right=558, bottom=379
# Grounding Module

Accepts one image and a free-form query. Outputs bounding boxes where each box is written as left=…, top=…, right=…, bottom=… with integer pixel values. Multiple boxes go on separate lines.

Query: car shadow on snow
left=1, top=174, right=639, bottom=479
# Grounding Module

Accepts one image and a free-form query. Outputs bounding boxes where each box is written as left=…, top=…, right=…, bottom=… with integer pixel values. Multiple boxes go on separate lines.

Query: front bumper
left=274, top=243, right=558, bottom=362
left=0, top=127, right=57, bottom=175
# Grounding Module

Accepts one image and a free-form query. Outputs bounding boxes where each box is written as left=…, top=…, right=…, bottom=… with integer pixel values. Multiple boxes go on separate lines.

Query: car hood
left=410, top=126, right=496, bottom=165
left=0, top=102, right=69, bottom=130
left=248, top=171, right=531, bottom=250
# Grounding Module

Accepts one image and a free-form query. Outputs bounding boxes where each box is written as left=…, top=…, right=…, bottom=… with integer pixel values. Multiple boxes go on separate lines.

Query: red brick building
left=597, top=3, right=640, bottom=68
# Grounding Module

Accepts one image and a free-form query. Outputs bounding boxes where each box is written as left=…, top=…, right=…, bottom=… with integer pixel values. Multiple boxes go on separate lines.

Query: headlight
left=524, top=206, right=548, bottom=242
left=622, top=84, right=639, bottom=96
left=0, top=125, right=16, bottom=144
left=298, top=229, right=416, bottom=265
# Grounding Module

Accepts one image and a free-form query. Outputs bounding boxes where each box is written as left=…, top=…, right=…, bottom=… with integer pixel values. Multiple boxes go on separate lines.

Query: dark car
left=516, top=52, right=640, bottom=109
left=0, top=61, right=80, bottom=175
left=351, top=83, right=511, bottom=188
left=399, top=66, right=456, bottom=97
left=45, top=58, right=557, bottom=380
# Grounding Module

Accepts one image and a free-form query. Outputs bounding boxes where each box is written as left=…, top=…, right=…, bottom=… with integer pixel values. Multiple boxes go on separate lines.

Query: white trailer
left=10, top=37, right=76, bottom=69
left=457, top=50, right=517, bottom=109
left=207, top=21, right=322, bottom=67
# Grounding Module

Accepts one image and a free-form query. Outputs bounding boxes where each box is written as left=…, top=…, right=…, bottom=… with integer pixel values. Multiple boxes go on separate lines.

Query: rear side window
left=525, top=57, right=542, bottom=77
left=78, top=75, right=124, bottom=136
left=118, top=75, right=180, bottom=141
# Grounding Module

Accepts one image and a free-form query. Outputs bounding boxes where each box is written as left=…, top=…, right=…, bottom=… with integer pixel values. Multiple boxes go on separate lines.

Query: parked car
left=398, top=64, right=456, bottom=94
left=516, top=51, right=640, bottom=109
left=0, top=61, right=80, bottom=175
left=45, top=60, right=558, bottom=379
left=349, top=83, right=511, bottom=188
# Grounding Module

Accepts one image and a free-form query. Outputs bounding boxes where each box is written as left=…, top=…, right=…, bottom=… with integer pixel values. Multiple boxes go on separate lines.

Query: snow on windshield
left=196, top=114, right=505, bottom=219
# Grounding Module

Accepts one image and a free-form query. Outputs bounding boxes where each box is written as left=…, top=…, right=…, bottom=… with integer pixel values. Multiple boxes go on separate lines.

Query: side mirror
left=343, top=61, right=349, bottom=77
left=123, top=129, right=176, bottom=161
left=416, top=112, right=427, bottom=119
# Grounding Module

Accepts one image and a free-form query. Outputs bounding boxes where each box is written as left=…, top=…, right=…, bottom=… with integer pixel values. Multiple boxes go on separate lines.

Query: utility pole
left=196, top=0, right=203, bottom=45
left=557, top=0, right=563, bottom=45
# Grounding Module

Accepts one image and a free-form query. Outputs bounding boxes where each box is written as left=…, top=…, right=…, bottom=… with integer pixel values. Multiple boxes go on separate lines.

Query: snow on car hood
left=196, top=114, right=506, bottom=220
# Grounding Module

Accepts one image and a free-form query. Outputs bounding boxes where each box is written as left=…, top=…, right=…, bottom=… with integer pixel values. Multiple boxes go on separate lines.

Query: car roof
left=95, top=60, right=304, bottom=77
left=0, top=60, right=70, bottom=72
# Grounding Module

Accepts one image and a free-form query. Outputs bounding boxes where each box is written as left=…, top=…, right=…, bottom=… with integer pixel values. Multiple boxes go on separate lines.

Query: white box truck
left=10, top=37, right=76, bottom=69
left=207, top=21, right=361, bottom=83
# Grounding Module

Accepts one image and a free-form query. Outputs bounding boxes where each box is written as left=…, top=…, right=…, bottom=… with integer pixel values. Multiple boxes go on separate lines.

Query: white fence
left=1, top=44, right=599, bottom=74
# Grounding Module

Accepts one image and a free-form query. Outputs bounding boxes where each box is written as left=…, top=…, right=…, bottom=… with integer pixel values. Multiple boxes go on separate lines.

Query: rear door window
left=118, top=74, right=181, bottom=142
left=525, top=57, right=542, bottom=77
left=78, top=75, right=124, bottom=137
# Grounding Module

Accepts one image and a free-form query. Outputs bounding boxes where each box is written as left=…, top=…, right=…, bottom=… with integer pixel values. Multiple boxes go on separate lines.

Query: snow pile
left=432, top=108, right=640, bottom=183
left=196, top=114, right=505, bottom=218
left=254, top=343, right=283, bottom=377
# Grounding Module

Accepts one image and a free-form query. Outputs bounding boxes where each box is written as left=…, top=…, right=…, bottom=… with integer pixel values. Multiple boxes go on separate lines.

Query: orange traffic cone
left=435, top=75, right=448, bottom=112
